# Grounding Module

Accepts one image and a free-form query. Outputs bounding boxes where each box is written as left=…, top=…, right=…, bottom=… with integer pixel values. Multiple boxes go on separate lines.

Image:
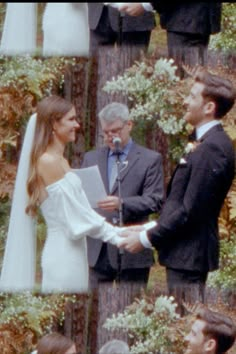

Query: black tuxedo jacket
left=82, top=142, right=164, bottom=270
left=152, top=2, right=221, bottom=35
left=148, top=125, right=235, bottom=273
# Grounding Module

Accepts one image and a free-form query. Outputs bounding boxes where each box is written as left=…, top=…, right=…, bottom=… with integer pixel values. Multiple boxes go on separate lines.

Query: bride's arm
left=46, top=172, right=123, bottom=246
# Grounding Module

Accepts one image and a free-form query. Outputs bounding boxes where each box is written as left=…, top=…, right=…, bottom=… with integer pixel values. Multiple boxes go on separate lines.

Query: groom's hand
left=119, top=230, right=144, bottom=253
left=119, top=3, right=145, bottom=16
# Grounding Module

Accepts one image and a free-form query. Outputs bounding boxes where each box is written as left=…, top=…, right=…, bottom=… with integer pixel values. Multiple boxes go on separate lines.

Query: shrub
left=104, top=295, right=187, bottom=354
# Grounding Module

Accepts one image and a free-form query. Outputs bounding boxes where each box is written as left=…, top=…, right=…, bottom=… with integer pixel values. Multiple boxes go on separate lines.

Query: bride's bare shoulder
left=37, top=153, right=65, bottom=186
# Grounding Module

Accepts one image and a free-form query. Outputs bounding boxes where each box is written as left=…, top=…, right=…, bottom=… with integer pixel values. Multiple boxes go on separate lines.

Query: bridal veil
left=0, top=3, right=37, bottom=56
left=0, top=114, right=37, bottom=292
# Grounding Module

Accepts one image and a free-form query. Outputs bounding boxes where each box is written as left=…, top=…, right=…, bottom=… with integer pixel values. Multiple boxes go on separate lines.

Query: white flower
left=179, top=157, right=187, bottom=165
left=185, top=142, right=195, bottom=154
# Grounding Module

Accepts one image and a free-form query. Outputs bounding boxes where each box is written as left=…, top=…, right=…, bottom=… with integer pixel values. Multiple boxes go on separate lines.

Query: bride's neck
left=47, top=138, right=65, bottom=158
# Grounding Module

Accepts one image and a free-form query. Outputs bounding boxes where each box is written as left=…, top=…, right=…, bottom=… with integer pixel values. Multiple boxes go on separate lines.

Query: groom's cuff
left=139, top=230, right=153, bottom=249
left=142, top=3, right=154, bottom=12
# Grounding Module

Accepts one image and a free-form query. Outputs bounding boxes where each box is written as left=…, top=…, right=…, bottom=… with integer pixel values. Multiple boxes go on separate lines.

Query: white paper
left=73, top=166, right=107, bottom=208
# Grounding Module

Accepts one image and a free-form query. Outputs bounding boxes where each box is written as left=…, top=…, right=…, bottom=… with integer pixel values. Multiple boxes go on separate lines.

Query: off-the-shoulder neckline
left=40, top=171, right=78, bottom=208
left=45, top=170, right=76, bottom=190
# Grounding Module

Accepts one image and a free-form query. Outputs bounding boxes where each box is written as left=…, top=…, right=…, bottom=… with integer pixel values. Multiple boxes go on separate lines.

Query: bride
left=0, top=95, right=122, bottom=293
left=42, top=3, right=89, bottom=56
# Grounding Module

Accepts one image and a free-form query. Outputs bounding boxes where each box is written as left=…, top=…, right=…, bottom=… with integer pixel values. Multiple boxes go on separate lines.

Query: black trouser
left=167, top=31, right=210, bottom=78
left=166, top=267, right=208, bottom=316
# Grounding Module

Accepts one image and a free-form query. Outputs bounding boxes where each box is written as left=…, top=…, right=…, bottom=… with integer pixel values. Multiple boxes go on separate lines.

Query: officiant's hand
left=119, top=3, right=145, bottom=16
left=98, top=196, right=119, bottom=211
left=118, top=230, right=144, bottom=253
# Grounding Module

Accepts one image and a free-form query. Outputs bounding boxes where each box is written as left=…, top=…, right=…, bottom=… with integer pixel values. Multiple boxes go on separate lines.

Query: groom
left=119, top=70, right=235, bottom=313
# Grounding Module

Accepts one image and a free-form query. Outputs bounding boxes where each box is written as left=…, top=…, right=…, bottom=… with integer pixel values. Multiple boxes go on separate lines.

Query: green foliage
left=103, top=56, right=191, bottom=164
left=209, top=3, right=236, bottom=53
left=0, top=200, right=10, bottom=268
left=0, top=55, right=76, bottom=123
left=104, top=58, right=187, bottom=136
left=104, top=295, right=187, bottom=354
left=208, top=234, right=236, bottom=290
left=0, top=292, right=77, bottom=353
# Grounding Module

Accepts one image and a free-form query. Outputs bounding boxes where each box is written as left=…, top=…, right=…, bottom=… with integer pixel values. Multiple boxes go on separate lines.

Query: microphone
left=112, top=137, right=122, bottom=155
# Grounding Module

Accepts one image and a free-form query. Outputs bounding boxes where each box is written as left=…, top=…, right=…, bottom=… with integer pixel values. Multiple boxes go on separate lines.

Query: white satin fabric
left=42, top=3, right=89, bottom=57
left=40, top=171, right=121, bottom=293
left=0, top=114, right=37, bottom=292
left=0, top=3, right=37, bottom=55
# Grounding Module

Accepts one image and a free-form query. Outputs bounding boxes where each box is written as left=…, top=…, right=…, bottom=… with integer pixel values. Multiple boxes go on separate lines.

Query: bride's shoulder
left=37, top=153, right=66, bottom=186
left=38, top=152, right=58, bottom=168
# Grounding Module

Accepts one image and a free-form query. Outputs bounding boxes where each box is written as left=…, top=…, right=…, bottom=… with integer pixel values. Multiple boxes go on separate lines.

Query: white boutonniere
left=179, top=141, right=200, bottom=165
left=179, top=157, right=187, bottom=165
left=184, top=142, right=199, bottom=154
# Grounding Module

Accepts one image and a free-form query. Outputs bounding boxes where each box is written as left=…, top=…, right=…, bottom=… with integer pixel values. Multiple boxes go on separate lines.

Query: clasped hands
left=98, top=196, right=156, bottom=253
left=105, top=3, right=145, bottom=17
left=118, top=225, right=145, bottom=253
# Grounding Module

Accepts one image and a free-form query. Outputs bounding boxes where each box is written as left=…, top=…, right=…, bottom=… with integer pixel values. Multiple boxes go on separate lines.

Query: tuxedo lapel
left=167, top=124, right=224, bottom=197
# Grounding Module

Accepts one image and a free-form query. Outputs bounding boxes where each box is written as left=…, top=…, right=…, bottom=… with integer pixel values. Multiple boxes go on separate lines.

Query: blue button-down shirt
left=107, top=138, right=133, bottom=183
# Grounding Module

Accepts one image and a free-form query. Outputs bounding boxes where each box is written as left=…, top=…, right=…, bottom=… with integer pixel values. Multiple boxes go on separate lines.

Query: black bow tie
left=188, top=129, right=197, bottom=142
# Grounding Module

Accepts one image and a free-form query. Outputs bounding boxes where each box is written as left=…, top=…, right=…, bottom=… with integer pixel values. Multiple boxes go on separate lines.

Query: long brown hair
left=26, top=95, right=74, bottom=216
left=36, top=332, right=76, bottom=354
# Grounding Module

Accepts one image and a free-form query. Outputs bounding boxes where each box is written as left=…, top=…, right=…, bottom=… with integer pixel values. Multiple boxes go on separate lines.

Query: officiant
left=81, top=102, right=164, bottom=290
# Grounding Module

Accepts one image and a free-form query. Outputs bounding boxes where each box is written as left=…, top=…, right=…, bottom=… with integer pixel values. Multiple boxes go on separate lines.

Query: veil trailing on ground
left=0, top=3, right=37, bottom=55
left=0, top=114, right=37, bottom=292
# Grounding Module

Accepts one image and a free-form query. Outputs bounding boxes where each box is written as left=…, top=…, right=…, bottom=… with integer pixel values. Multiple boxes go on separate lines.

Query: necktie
left=109, top=157, right=118, bottom=192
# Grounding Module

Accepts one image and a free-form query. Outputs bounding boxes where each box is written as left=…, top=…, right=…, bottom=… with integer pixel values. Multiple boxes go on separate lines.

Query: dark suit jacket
left=88, top=3, right=156, bottom=32
left=152, top=2, right=221, bottom=35
left=148, top=125, right=235, bottom=273
left=82, top=142, right=164, bottom=269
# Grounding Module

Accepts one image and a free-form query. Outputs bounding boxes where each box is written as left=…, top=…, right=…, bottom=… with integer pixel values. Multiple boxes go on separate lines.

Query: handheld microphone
left=112, top=137, right=122, bottom=155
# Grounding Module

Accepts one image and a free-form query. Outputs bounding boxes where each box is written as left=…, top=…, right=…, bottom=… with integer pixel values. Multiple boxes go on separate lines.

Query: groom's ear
left=204, top=338, right=216, bottom=352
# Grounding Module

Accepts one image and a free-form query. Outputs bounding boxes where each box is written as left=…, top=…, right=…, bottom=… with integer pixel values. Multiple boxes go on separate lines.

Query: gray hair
left=98, top=102, right=130, bottom=124
left=99, top=339, right=130, bottom=354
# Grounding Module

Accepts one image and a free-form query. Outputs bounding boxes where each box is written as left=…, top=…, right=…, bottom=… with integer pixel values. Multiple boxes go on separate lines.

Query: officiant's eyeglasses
left=102, top=122, right=127, bottom=137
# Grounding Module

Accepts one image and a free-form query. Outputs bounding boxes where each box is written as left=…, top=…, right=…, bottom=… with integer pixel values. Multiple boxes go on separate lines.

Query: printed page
left=73, top=166, right=107, bottom=208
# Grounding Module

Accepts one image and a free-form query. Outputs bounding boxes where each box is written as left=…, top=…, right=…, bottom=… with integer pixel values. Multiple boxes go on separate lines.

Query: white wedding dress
left=0, top=3, right=37, bottom=56
left=0, top=114, right=121, bottom=293
left=42, top=3, right=89, bottom=56
left=40, top=171, right=120, bottom=293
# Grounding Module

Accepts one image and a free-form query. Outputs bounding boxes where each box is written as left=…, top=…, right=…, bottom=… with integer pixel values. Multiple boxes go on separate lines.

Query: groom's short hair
left=194, top=71, right=235, bottom=118
left=195, top=307, right=236, bottom=354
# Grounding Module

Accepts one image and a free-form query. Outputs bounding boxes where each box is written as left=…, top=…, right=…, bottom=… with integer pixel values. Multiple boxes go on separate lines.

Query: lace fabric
left=0, top=114, right=37, bottom=292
